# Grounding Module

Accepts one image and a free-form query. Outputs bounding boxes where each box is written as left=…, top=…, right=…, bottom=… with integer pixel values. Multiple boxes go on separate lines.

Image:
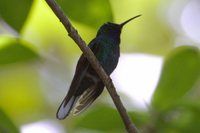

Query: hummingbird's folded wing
left=56, top=53, right=90, bottom=119
left=71, top=40, right=105, bottom=115
left=57, top=39, right=102, bottom=119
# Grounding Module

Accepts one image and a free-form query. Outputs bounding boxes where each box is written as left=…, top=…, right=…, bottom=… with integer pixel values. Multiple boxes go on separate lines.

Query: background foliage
left=0, top=0, right=200, bottom=133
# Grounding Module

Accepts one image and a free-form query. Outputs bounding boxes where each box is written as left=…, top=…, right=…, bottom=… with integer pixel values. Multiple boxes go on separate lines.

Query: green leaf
left=178, top=102, right=200, bottom=133
left=129, top=111, right=150, bottom=128
left=74, top=105, right=124, bottom=132
left=73, top=105, right=149, bottom=132
left=0, top=37, right=39, bottom=65
left=0, top=0, right=33, bottom=32
left=153, top=102, right=200, bottom=133
left=0, top=108, right=19, bottom=133
left=57, top=0, right=113, bottom=29
left=152, top=46, right=200, bottom=111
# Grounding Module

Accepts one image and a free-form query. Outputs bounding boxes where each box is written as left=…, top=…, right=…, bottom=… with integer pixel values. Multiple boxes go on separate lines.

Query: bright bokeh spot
left=112, top=54, right=163, bottom=109
left=181, top=0, right=200, bottom=44
left=21, top=120, right=65, bottom=133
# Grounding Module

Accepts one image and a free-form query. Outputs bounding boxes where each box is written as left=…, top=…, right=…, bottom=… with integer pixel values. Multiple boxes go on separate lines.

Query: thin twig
left=45, top=0, right=139, bottom=132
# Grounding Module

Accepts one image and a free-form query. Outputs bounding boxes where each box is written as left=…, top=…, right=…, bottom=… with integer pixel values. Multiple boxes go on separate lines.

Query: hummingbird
left=57, top=15, right=141, bottom=119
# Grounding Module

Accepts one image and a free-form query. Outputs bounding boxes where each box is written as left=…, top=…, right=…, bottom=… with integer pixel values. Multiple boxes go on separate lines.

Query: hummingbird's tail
left=56, top=95, right=79, bottom=119
left=56, top=82, right=104, bottom=119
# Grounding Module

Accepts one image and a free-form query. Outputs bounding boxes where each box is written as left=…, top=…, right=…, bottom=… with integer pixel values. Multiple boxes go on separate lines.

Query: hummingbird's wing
left=57, top=39, right=104, bottom=119
left=56, top=54, right=90, bottom=119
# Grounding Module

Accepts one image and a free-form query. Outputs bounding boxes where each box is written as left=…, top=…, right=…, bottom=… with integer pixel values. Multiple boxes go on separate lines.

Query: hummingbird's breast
left=96, top=38, right=120, bottom=75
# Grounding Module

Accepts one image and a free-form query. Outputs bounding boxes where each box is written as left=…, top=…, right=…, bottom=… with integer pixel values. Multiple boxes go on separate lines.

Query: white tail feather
left=57, top=96, right=78, bottom=119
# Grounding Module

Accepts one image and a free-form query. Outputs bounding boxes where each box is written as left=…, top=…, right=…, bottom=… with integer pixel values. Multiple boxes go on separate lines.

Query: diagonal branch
left=45, top=0, right=139, bottom=133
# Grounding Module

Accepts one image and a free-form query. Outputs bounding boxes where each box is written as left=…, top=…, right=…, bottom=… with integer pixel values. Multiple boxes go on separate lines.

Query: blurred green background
left=0, top=0, right=200, bottom=133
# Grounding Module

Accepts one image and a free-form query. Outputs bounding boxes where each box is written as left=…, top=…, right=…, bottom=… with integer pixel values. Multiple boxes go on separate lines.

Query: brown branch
left=45, top=0, right=139, bottom=133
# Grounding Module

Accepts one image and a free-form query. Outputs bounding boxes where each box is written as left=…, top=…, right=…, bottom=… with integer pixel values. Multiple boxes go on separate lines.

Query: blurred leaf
left=0, top=37, right=39, bottom=65
left=129, top=111, right=150, bottom=128
left=0, top=0, right=33, bottom=32
left=74, top=105, right=125, bottom=132
left=0, top=108, right=19, bottom=133
left=0, top=65, right=47, bottom=123
left=178, top=102, right=200, bottom=133
left=153, top=102, right=200, bottom=133
left=57, top=0, right=113, bottom=29
left=73, top=104, right=149, bottom=132
left=152, top=46, right=200, bottom=111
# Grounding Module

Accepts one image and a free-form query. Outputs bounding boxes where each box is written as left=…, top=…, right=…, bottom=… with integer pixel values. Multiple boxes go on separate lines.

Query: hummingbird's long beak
left=119, top=14, right=141, bottom=28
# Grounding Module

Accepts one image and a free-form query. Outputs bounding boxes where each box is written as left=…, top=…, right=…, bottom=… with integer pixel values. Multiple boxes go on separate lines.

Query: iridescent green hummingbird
left=57, top=15, right=141, bottom=119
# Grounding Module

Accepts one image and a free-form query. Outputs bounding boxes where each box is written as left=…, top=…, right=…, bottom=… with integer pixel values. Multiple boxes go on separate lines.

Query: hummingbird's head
left=97, top=22, right=122, bottom=41
left=96, top=15, right=141, bottom=42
